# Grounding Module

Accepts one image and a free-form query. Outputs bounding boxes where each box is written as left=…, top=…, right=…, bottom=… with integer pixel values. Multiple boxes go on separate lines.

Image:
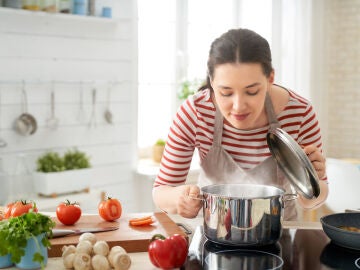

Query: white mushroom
left=76, top=240, right=93, bottom=255
left=73, top=253, right=92, bottom=270
left=63, top=253, right=75, bottom=269
left=91, top=254, right=110, bottom=270
left=79, top=232, right=97, bottom=245
left=62, top=245, right=76, bottom=257
left=108, top=246, right=131, bottom=270
left=108, top=246, right=126, bottom=267
left=93, top=241, right=109, bottom=256
left=112, top=252, right=131, bottom=270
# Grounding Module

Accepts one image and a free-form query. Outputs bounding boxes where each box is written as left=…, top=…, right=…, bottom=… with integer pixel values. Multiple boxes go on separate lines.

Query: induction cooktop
left=182, top=226, right=360, bottom=270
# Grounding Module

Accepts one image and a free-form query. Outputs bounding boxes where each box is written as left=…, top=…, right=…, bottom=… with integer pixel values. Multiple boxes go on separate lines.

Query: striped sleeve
left=154, top=98, right=199, bottom=187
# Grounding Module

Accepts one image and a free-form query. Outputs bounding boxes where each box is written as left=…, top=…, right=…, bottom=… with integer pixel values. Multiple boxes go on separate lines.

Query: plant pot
left=152, top=145, right=165, bottom=163
left=15, top=234, right=48, bottom=270
left=32, top=168, right=92, bottom=197
left=0, top=254, right=13, bottom=268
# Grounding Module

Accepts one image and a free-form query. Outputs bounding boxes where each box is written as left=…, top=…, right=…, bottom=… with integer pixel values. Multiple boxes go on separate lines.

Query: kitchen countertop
left=3, top=213, right=202, bottom=270
left=4, top=213, right=323, bottom=270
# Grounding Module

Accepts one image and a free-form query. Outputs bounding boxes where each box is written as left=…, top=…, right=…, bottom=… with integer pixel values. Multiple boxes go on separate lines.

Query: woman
left=153, top=28, right=328, bottom=220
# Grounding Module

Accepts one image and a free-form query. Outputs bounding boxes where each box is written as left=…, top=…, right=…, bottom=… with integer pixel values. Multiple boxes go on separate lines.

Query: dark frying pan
left=320, top=213, right=360, bottom=250
left=320, top=242, right=360, bottom=269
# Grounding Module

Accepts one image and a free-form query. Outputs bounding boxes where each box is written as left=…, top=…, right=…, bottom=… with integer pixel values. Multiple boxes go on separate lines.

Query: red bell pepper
left=148, top=233, right=188, bottom=269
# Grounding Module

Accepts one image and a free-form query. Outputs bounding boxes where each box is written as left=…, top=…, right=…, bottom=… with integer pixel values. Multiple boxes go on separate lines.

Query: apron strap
left=264, top=91, right=280, bottom=130
left=212, top=99, right=224, bottom=147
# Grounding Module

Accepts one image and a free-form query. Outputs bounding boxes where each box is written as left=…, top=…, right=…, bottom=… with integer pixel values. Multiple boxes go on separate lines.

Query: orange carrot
left=129, top=215, right=152, bottom=222
left=129, top=216, right=154, bottom=226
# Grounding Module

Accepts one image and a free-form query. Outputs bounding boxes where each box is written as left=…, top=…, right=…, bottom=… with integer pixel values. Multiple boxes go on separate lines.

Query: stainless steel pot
left=201, top=183, right=294, bottom=246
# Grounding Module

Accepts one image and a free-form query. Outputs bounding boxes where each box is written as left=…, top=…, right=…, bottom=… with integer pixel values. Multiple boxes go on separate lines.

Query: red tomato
left=98, top=197, right=122, bottom=221
left=56, top=200, right=82, bottom=225
left=10, top=200, right=38, bottom=217
left=4, top=202, right=15, bottom=219
left=148, top=234, right=188, bottom=269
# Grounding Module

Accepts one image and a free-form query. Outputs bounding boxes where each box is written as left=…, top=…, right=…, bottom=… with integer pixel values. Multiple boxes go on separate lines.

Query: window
left=138, top=0, right=273, bottom=154
left=137, top=0, right=177, bottom=152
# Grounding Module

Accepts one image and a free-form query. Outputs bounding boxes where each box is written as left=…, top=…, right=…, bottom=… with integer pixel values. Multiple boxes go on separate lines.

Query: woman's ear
left=268, top=70, right=275, bottom=84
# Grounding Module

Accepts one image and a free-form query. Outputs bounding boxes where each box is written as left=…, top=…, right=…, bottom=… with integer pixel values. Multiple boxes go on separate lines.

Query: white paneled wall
left=0, top=1, right=138, bottom=213
left=324, top=0, right=360, bottom=158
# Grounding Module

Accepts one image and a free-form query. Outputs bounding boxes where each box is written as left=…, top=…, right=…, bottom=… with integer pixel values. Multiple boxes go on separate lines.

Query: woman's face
left=211, top=62, right=274, bottom=130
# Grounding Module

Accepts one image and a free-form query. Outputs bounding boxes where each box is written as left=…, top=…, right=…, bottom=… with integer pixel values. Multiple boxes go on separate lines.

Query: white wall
left=0, top=1, right=139, bottom=212
left=323, top=0, right=360, bottom=158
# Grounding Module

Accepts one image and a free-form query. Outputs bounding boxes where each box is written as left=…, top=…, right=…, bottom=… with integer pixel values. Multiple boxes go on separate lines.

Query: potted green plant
left=152, top=139, right=166, bottom=163
left=177, top=78, right=204, bottom=100
left=0, top=211, right=55, bottom=269
left=33, top=148, right=92, bottom=196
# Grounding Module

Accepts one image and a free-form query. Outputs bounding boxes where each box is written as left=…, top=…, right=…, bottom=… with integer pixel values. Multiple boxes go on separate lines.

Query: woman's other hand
left=303, top=144, right=326, bottom=179
left=298, top=144, right=329, bottom=209
left=177, top=185, right=203, bottom=218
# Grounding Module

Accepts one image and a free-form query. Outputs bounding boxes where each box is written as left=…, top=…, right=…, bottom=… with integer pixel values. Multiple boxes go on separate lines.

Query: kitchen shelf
left=0, top=6, right=122, bottom=24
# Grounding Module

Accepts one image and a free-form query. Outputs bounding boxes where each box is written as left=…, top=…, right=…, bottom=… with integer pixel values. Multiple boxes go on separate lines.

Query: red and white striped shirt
left=154, top=88, right=324, bottom=187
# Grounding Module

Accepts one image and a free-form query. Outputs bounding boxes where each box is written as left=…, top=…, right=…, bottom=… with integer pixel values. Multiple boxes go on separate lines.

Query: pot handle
left=185, top=194, right=206, bottom=208
left=281, top=193, right=298, bottom=208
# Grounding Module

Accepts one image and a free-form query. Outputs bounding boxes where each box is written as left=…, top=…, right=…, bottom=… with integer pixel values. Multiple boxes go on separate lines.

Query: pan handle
left=176, top=223, right=192, bottom=235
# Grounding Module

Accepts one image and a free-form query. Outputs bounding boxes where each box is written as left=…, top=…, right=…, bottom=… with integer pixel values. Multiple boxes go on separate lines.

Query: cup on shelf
left=73, top=0, right=87, bottom=15
left=101, top=6, right=112, bottom=18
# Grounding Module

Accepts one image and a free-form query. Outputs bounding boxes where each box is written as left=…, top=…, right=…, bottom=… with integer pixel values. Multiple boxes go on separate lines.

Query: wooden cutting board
left=49, top=212, right=187, bottom=257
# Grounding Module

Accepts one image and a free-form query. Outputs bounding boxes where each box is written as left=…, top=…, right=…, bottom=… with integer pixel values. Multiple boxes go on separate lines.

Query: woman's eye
left=220, top=92, right=232, bottom=97
left=246, top=89, right=260, bottom=96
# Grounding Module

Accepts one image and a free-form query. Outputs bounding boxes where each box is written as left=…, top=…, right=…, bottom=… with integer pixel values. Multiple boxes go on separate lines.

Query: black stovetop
left=182, top=226, right=360, bottom=270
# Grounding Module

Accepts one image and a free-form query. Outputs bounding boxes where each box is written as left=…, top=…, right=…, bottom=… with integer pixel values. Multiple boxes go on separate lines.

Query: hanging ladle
left=14, top=81, right=38, bottom=136
left=88, top=88, right=97, bottom=128
left=46, top=82, right=59, bottom=130
left=104, top=83, right=114, bottom=124
left=77, top=82, right=86, bottom=124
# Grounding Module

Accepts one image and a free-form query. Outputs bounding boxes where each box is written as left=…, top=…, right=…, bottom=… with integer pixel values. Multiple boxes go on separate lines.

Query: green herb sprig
left=63, top=148, right=91, bottom=170
left=0, top=212, right=55, bottom=268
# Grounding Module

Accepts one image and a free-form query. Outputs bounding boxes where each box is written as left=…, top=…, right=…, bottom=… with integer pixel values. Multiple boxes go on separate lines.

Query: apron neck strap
left=212, top=98, right=224, bottom=146
left=264, top=91, right=280, bottom=130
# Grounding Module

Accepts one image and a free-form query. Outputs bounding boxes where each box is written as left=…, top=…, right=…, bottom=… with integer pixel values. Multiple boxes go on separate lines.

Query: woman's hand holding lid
left=303, top=144, right=326, bottom=179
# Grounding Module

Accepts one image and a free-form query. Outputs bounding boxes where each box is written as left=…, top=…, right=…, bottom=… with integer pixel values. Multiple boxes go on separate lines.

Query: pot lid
left=267, top=128, right=320, bottom=199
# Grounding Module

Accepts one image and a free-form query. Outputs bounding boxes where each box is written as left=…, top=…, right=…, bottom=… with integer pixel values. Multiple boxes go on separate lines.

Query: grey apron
left=198, top=92, right=297, bottom=220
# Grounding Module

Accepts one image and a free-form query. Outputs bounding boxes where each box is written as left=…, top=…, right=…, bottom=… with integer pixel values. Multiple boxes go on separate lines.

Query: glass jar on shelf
left=4, top=0, right=23, bottom=9
left=58, top=0, right=72, bottom=13
left=23, top=0, right=41, bottom=11
left=40, top=0, right=57, bottom=12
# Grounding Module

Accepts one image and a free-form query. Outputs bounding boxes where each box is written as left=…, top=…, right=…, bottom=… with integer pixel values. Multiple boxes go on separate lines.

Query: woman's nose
left=233, top=95, right=247, bottom=111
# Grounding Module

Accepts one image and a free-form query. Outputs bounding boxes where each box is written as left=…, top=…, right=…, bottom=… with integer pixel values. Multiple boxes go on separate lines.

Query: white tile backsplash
left=0, top=1, right=138, bottom=211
